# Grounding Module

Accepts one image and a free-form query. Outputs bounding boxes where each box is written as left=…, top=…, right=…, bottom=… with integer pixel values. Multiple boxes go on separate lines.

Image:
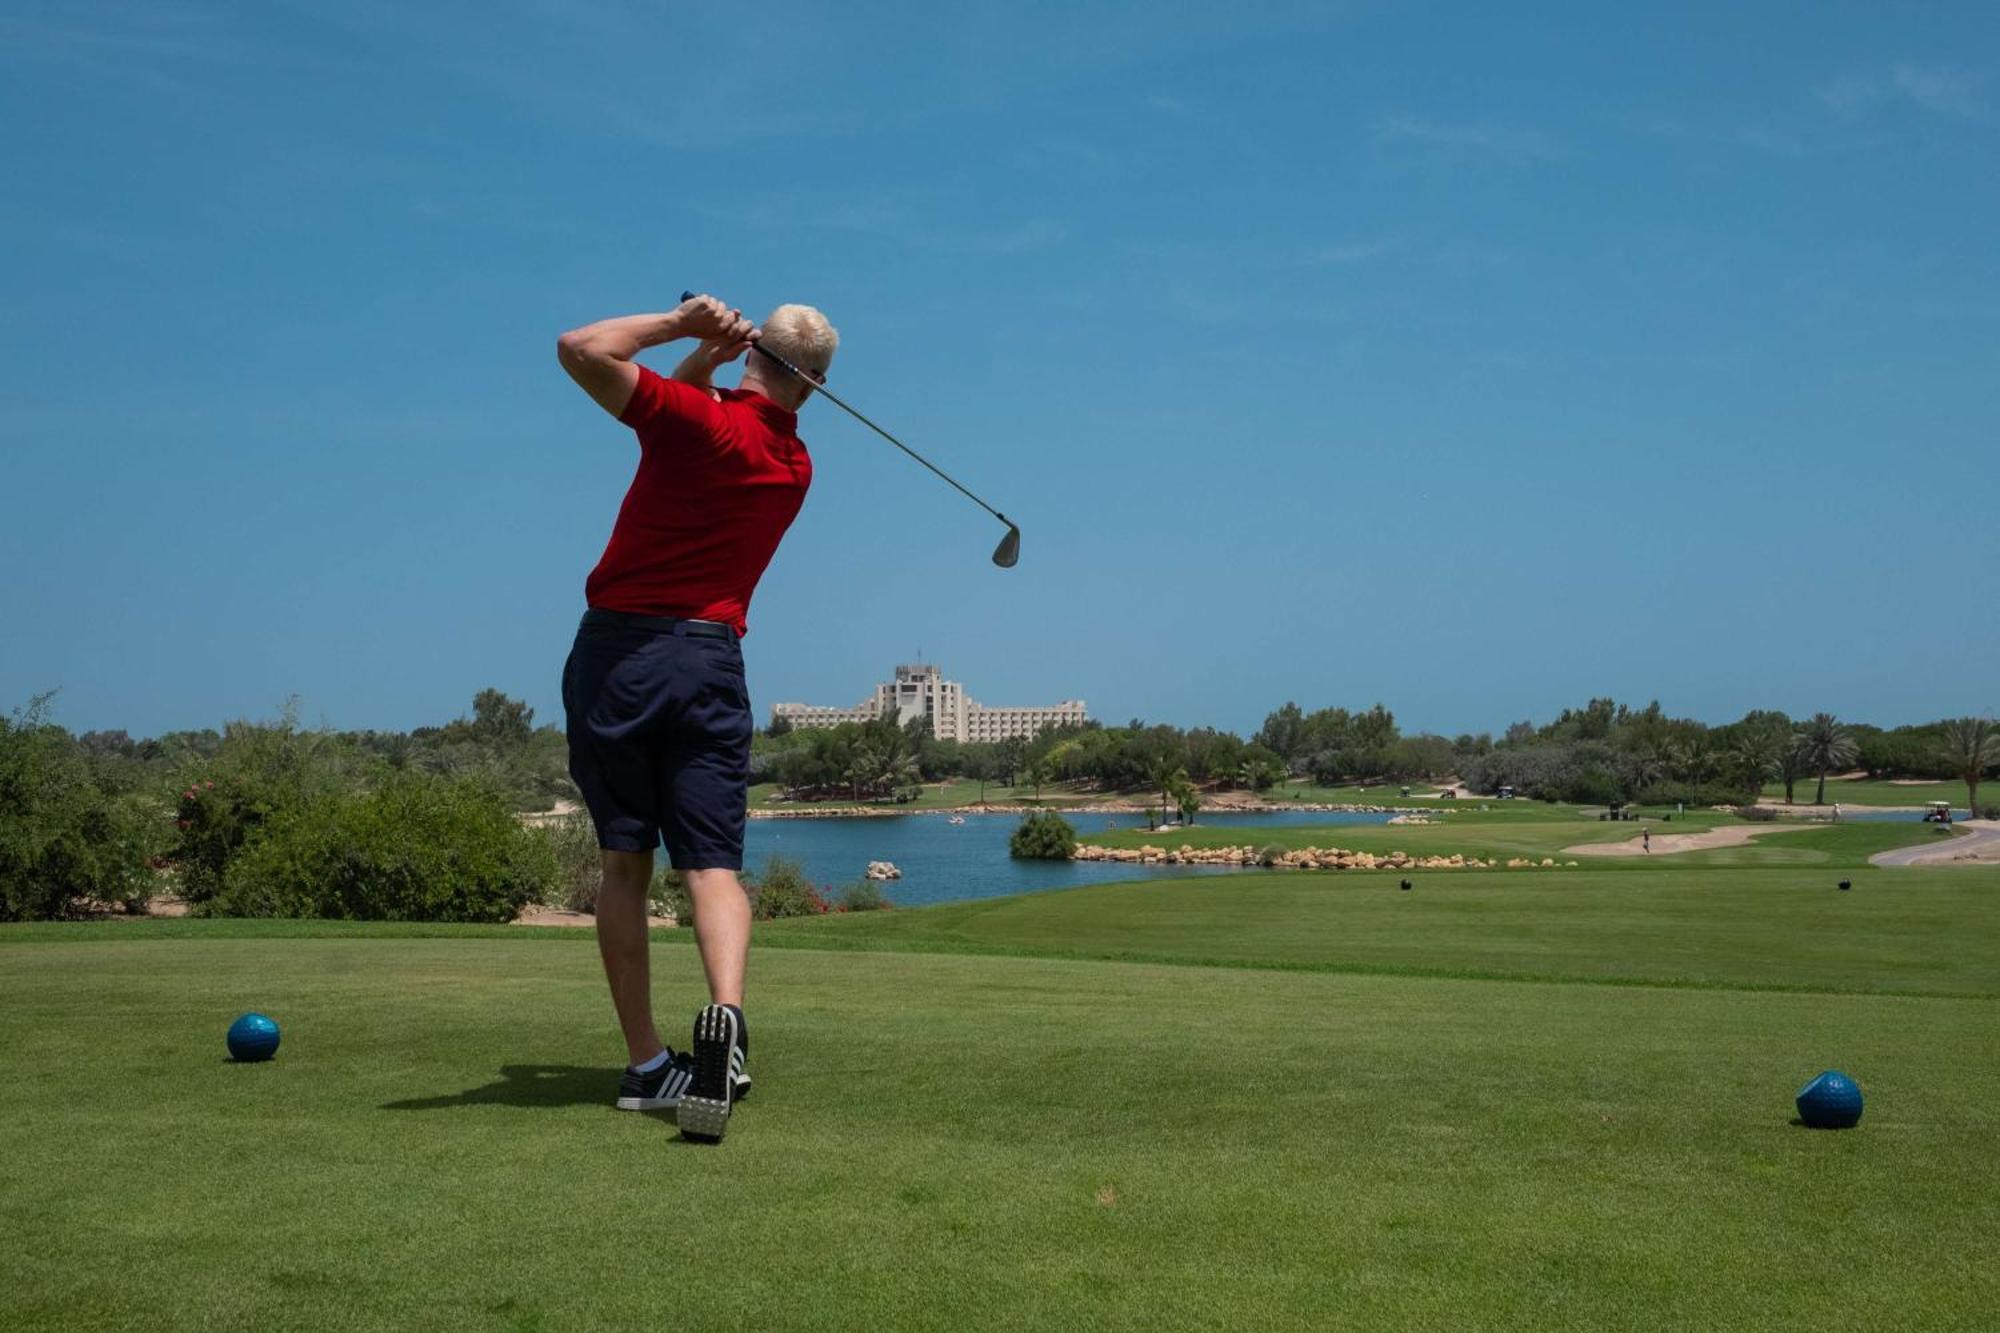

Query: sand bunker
left=1564, top=823, right=1817, bottom=858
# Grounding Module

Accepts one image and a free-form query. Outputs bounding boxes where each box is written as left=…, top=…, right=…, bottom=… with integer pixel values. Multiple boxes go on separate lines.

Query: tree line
left=6, top=688, right=1995, bottom=922
left=755, top=697, right=1998, bottom=813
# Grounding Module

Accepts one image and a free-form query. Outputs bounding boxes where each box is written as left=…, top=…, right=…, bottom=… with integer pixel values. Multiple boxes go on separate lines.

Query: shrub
left=172, top=779, right=260, bottom=902
left=541, top=813, right=605, bottom=912
left=1633, top=781, right=1752, bottom=809
left=1563, top=767, right=1626, bottom=807
left=1734, top=805, right=1779, bottom=822
left=837, top=878, right=891, bottom=912
left=650, top=867, right=690, bottom=924
left=1257, top=843, right=1285, bottom=867
left=1, top=705, right=164, bottom=920
left=748, top=855, right=829, bottom=920
left=216, top=772, right=555, bottom=921
left=1009, top=810, right=1077, bottom=860
left=169, top=710, right=384, bottom=901
left=1981, top=804, right=1999, bottom=822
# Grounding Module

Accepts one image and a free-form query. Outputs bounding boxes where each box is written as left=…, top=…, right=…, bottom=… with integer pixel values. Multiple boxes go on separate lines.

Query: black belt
left=581, top=609, right=737, bottom=640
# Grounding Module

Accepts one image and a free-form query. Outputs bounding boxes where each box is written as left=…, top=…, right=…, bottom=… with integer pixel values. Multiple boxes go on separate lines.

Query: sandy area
left=1871, top=821, right=2000, bottom=867
left=512, top=905, right=675, bottom=929
left=1564, top=823, right=1817, bottom=858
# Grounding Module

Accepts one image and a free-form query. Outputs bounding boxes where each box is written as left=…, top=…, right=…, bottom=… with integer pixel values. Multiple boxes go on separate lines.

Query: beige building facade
left=772, top=664, right=1087, bottom=744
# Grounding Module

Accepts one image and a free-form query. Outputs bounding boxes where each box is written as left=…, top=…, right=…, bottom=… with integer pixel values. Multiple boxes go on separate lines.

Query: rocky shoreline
left=1073, top=843, right=1580, bottom=871
left=749, top=801, right=1442, bottom=820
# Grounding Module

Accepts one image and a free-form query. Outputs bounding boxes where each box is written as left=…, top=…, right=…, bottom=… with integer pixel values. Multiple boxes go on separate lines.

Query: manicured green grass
left=1087, top=813, right=1687, bottom=862
left=1671, top=821, right=1964, bottom=868
left=1245, top=778, right=1455, bottom=803
left=762, top=866, right=2000, bottom=996
left=1761, top=777, right=1977, bottom=809
left=4, top=908, right=1997, bottom=1331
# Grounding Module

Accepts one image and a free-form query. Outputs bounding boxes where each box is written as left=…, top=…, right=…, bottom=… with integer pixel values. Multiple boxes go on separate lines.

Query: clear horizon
left=5, top=3, right=1996, bottom=740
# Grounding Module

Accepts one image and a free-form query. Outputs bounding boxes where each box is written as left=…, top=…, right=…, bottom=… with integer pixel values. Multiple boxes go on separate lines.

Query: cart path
left=1871, top=821, right=2000, bottom=867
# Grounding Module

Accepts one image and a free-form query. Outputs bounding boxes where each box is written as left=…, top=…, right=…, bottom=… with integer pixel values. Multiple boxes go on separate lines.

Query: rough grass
left=5, top=863, right=1998, bottom=1329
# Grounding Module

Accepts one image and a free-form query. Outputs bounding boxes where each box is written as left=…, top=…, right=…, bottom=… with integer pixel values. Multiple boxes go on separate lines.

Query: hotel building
left=772, top=664, right=1087, bottom=744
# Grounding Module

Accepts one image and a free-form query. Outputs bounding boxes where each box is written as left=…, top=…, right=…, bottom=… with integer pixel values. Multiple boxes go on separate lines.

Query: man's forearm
left=668, top=342, right=711, bottom=385
left=557, top=311, right=689, bottom=366
left=557, top=295, right=756, bottom=417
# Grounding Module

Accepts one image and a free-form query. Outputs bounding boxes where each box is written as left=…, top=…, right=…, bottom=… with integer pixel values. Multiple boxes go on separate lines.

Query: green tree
left=1008, top=810, right=1076, bottom=860
left=993, top=736, right=1026, bottom=788
left=1236, top=756, right=1279, bottom=792
left=1730, top=719, right=1789, bottom=800
left=1254, top=702, right=1306, bottom=763
left=1023, top=754, right=1054, bottom=803
left=1, top=695, right=163, bottom=920
left=1939, top=717, right=2000, bottom=817
left=1147, top=756, right=1188, bottom=822
left=468, top=689, right=534, bottom=747
left=1798, top=713, right=1858, bottom=806
left=1172, top=772, right=1201, bottom=825
left=1776, top=731, right=1810, bottom=804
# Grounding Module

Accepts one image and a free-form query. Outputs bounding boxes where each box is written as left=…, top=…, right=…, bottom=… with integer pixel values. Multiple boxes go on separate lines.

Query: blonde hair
left=758, top=304, right=838, bottom=376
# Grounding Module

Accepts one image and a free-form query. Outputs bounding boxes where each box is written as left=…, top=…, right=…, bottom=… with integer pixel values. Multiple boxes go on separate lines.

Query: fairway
left=6, top=869, right=2000, bottom=1331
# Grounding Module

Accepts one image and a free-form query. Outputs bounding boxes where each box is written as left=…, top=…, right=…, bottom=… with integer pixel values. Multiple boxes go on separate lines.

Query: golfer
left=556, top=293, right=837, bottom=1141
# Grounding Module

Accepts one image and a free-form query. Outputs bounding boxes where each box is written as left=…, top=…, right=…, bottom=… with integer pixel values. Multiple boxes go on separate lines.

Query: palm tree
left=1023, top=754, right=1053, bottom=804
left=1172, top=773, right=1202, bottom=826
left=1797, top=713, right=1858, bottom=806
left=1939, top=717, right=2000, bottom=818
left=1236, top=758, right=1277, bottom=792
left=1731, top=725, right=1786, bottom=801
left=1775, top=731, right=1810, bottom=804
left=1146, top=756, right=1186, bottom=822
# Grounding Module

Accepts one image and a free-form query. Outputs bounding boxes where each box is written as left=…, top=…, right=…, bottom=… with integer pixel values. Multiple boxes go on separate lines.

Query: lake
left=742, top=809, right=1398, bottom=908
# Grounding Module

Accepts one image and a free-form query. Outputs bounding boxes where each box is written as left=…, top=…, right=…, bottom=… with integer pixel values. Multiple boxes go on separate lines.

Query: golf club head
left=992, top=523, right=1020, bottom=569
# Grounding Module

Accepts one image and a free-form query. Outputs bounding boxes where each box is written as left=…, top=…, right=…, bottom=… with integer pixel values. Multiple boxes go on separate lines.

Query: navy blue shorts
left=561, top=610, right=754, bottom=869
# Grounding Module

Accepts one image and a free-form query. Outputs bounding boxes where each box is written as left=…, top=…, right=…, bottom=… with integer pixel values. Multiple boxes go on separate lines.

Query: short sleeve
left=618, top=365, right=727, bottom=454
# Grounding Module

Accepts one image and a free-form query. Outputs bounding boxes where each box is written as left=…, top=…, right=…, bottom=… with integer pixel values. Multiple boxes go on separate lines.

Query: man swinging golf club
left=556, top=292, right=837, bottom=1142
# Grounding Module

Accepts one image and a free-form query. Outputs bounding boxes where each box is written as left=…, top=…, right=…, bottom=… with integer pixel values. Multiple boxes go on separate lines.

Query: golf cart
left=1923, top=801, right=1954, bottom=825
left=1497, top=785, right=1516, bottom=800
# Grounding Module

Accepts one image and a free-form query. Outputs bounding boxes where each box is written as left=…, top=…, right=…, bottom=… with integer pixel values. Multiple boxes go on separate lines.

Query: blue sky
left=3, top=1, right=1995, bottom=740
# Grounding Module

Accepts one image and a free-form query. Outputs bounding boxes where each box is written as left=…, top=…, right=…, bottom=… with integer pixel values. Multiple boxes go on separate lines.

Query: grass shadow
left=382, top=1064, right=635, bottom=1113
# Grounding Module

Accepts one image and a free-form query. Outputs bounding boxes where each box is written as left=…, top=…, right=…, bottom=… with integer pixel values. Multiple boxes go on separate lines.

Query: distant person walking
left=556, top=293, right=838, bottom=1142
left=1642, top=827, right=1651, bottom=854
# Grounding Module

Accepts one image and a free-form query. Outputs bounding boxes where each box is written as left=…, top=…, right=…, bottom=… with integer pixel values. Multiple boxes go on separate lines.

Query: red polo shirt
left=584, top=366, right=812, bottom=634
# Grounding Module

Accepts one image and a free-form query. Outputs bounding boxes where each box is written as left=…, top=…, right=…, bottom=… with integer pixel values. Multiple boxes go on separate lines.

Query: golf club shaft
left=680, top=292, right=1011, bottom=528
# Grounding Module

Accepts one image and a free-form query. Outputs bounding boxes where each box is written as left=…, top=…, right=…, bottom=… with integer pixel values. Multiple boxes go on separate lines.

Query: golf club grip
left=681, top=290, right=788, bottom=368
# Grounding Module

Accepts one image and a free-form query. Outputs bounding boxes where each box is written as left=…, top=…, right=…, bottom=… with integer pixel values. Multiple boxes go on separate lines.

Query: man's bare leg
left=684, top=868, right=750, bottom=1007
left=596, top=849, right=665, bottom=1066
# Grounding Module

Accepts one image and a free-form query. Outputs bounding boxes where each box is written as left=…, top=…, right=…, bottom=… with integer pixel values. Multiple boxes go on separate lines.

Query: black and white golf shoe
left=730, top=1042, right=752, bottom=1102
left=615, top=1049, right=693, bottom=1111
left=676, top=1005, right=739, bottom=1143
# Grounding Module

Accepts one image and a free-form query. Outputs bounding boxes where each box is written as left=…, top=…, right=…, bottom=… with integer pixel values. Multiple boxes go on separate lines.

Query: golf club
left=683, top=292, right=1020, bottom=568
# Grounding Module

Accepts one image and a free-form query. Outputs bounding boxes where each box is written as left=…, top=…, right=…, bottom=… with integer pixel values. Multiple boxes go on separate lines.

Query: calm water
left=742, top=809, right=1397, bottom=908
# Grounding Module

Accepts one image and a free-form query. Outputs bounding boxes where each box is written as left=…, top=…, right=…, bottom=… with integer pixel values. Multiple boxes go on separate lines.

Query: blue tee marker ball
left=1796, top=1070, right=1862, bottom=1128
left=227, top=1012, right=281, bottom=1062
